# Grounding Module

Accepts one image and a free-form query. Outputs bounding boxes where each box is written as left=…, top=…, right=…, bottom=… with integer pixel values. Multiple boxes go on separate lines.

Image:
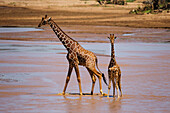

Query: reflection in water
left=61, top=94, right=123, bottom=113
left=108, top=98, right=122, bottom=113
left=63, top=95, right=103, bottom=113
left=63, top=95, right=83, bottom=112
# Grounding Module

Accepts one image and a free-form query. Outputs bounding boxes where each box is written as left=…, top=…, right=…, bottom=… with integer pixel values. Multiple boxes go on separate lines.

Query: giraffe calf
left=107, top=34, right=122, bottom=98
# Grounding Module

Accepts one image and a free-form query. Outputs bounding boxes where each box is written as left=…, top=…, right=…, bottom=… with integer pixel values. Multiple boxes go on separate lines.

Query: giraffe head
left=38, top=15, right=52, bottom=27
left=108, top=34, right=117, bottom=44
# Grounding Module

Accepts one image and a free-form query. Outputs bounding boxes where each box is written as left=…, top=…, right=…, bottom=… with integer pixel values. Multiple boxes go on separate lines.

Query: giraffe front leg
left=116, top=83, right=120, bottom=98
left=115, top=71, right=120, bottom=98
left=107, top=77, right=112, bottom=98
left=107, top=71, right=112, bottom=98
left=112, top=78, right=115, bottom=98
left=74, top=63, right=82, bottom=95
left=62, top=64, right=73, bottom=95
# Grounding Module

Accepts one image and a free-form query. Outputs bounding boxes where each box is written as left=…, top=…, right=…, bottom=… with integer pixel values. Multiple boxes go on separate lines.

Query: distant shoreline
left=0, top=25, right=169, bottom=43
left=0, top=3, right=170, bottom=29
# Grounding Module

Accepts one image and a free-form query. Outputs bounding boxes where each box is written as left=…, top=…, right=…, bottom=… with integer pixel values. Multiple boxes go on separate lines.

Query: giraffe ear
left=115, top=36, right=117, bottom=39
left=45, top=15, right=47, bottom=18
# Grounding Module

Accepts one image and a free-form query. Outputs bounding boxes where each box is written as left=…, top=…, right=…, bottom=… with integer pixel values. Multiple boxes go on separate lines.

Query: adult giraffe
left=38, top=15, right=107, bottom=95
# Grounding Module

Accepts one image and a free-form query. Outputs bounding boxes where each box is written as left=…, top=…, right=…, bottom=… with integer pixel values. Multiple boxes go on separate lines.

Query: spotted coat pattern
left=49, top=20, right=97, bottom=69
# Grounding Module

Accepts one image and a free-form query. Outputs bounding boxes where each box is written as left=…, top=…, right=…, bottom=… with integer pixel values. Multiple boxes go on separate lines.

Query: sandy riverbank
left=0, top=0, right=170, bottom=28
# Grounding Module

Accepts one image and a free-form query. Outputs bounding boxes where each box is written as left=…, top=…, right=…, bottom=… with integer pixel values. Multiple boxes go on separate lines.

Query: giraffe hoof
left=100, top=90, right=103, bottom=95
left=62, top=92, right=65, bottom=95
left=102, top=93, right=107, bottom=96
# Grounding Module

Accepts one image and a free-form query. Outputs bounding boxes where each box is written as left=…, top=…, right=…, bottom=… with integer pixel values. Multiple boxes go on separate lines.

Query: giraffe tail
left=95, top=58, right=108, bottom=86
left=102, top=73, right=108, bottom=86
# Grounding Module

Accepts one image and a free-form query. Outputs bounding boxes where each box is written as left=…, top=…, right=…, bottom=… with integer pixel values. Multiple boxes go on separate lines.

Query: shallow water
left=0, top=26, right=170, bottom=112
left=1, top=40, right=169, bottom=58
left=0, top=39, right=170, bottom=112
left=0, top=27, right=43, bottom=33
left=0, top=26, right=169, bottom=43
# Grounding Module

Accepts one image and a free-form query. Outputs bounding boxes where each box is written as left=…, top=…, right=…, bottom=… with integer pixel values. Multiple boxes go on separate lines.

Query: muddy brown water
left=0, top=26, right=170, bottom=112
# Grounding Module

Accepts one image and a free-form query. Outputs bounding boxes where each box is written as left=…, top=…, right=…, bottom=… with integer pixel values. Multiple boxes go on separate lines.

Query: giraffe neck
left=111, top=42, right=116, bottom=65
left=49, top=19, right=77, bottom=51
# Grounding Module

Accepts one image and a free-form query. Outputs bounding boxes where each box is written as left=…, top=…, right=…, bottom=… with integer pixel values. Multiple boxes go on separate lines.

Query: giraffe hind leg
left=92, top=68, right=103, bottom=95
left=118, top=72, right=123, bottom=97
left=87, top=68, right=96, bottom=95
